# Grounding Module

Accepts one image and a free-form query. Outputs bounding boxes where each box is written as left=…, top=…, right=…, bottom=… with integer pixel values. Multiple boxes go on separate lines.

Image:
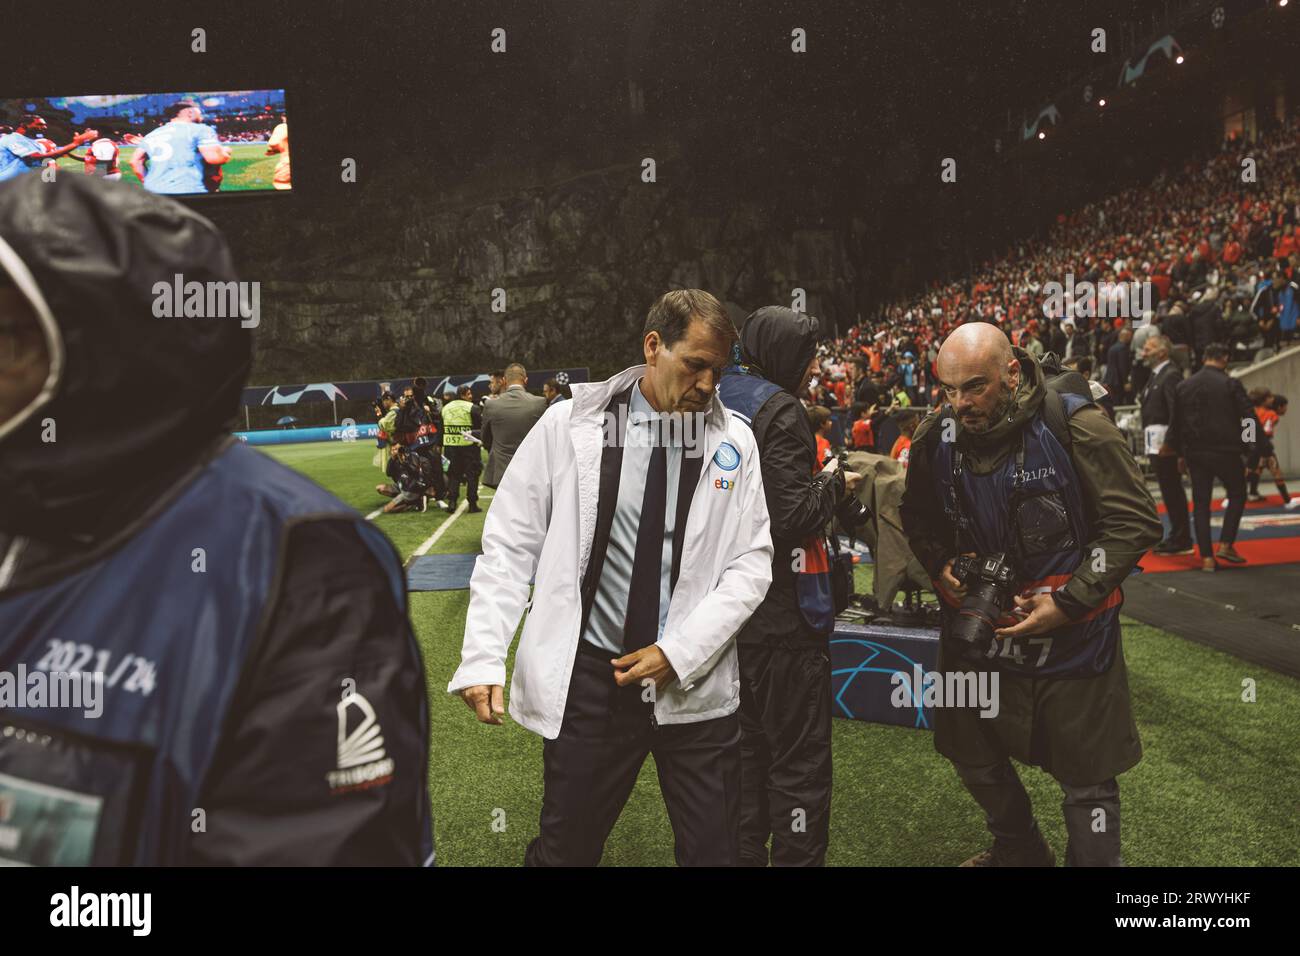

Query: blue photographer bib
left=928, top=394, right=1123, bottom=678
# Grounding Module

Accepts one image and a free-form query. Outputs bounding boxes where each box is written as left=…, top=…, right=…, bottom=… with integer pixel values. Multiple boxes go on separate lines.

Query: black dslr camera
left=950, top=552, right=1017, bottom=649
left=834, top=454, right=871, bottom=531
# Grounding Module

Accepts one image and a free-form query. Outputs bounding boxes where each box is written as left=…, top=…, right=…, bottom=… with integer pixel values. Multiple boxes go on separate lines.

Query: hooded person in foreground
left=900, top=322, right=1161, bottom=867
left=0, top=175, right=433, bottom=865
left=718, top=306, right=863, bottom=866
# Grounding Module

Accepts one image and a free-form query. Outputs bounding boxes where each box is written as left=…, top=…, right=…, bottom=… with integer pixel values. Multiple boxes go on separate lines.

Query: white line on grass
left=366, top=490, right=493, bottom=523
left=408, top=492, right=494, bottom=559
left=411, top=502, right=466, bottom=557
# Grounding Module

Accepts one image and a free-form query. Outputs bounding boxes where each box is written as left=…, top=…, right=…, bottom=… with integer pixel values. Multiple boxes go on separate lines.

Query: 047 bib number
left=985, top=635, right=1051, bottom=668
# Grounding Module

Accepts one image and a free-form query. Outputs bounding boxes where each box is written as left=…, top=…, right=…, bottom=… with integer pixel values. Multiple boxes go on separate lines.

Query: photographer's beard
left=961, top=378, right=1016, bottom=435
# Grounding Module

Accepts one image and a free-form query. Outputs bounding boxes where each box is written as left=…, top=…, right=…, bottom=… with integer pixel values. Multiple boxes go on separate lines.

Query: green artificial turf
left=261, top=441, right=1300, bottom=866
left=55, top=142, right=281, bottom=192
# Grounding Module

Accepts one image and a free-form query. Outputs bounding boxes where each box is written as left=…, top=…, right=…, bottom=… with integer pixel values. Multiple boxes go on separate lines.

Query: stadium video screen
left=0, top=89, right=290, bottom=196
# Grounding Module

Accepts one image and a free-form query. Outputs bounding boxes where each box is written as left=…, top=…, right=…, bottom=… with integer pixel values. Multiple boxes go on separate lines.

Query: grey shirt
left=581, top=379, right=682, bottom=655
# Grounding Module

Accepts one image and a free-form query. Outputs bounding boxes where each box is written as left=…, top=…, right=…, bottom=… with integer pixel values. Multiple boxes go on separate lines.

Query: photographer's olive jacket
left=900, top=348, right=1161, bottom=783
left=448, top=364, right=774, bottom=739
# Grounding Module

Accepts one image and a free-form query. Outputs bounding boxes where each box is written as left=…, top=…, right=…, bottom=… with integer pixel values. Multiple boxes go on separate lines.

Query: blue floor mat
left=407, top=553, right=480, bottom=591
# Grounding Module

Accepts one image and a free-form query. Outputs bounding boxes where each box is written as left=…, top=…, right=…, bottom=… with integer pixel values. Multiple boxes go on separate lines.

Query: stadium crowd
left=802, top=119, right=1300, bottom=488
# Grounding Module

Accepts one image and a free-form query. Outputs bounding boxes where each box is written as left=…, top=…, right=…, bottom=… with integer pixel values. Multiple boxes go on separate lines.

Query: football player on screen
left=128, top=100, right=230, bottom=194
left=0, top=115, right=98, bottom=182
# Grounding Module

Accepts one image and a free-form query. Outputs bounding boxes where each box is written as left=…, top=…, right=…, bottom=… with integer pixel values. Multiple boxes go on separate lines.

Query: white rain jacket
left=448, top=364, right=773, bottom=739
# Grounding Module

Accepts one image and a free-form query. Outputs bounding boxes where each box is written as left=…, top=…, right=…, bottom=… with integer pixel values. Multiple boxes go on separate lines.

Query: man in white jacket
left=448, top=290, right=774, bottom=866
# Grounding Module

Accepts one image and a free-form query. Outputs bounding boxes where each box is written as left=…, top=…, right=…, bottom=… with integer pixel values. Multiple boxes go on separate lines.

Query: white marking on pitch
left=410, top=492, right=494, bottom=558
left=366, top=490, right=493, bottom=523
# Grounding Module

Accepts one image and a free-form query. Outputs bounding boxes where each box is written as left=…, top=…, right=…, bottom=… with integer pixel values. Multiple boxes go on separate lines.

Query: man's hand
left=938, top=552, right=976, bottom=600
left=994, top=593, right=1070, bottom=639
left=611, top=645, right=676, bottom=691
left=459, top=684, right=505, bottom=725
left=73, top=129, right=98, bottom=145
left=843, top=470, right=864, bottom=494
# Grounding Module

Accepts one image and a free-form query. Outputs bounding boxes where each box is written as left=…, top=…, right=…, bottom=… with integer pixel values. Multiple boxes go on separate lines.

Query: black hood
left=737, top=306, right=820, bottom=394
left=0, top=174, right=250, bottom=540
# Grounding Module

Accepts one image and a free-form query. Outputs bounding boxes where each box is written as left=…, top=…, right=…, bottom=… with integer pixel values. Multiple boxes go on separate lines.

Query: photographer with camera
left=719, top=306, right=865, bottom=866
left=376, top=442, right=437, bottom=513
left=901, top=323, right=1161, bottom=867
left=393, top=384, right=448, bottom=507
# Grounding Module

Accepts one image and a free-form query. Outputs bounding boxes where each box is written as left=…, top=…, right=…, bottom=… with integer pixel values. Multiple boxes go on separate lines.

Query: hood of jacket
left=0, top=174, right=250, bottom=541
left=737, top=306, right=820, bottom=395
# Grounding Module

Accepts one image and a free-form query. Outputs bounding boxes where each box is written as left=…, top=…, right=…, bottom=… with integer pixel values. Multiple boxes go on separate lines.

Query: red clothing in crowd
left=815, top=434, right=833, bottom=469
left=1257, top=405, right=1279, bottom=439
left=890, top=435, right=912, bottom=467
left=851, top=418, right=874, bottom=450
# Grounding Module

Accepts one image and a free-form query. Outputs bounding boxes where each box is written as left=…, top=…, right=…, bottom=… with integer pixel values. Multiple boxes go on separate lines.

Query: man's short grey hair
left=1147, top=334, right=1172, bottom=355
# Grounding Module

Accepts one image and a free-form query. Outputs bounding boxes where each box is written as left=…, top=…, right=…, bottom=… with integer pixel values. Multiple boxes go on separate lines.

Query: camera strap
left=947, top=430, right=1029, bottom=559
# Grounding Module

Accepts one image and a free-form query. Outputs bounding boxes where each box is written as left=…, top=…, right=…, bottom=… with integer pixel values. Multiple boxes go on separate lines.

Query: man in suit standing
left=1188, top=288, right=1225, bottom=370
left=1139, top=334, right=1192, bottom=555
left=1166, top=343, right=1255, bottom=571
left=482, top=363, right=550, bottom=489
left=449, top=290, right=773, bottom=866
left=1101, top=327, right=1133, bottom=416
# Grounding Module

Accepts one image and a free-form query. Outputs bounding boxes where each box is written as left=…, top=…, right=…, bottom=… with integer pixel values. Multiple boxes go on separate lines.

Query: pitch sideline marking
left=407, top=491, right=494, bottom=562
left=367, top=490, right=493, bottom=524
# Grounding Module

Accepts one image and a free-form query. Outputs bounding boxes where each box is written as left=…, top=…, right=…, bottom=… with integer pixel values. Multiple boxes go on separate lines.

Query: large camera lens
left=833, top=454, right=871, bottom=532
left=949, top=552, right=1016, bottom=650
left=950, top=581, right=1004, bottom=647
left=836, top=495, right=870, bottom=531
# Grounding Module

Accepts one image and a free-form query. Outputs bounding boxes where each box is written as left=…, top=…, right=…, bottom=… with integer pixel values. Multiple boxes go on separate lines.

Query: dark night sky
left=2, top=0, right=1177, bottom=184
left=1, top=0, right=1268, bottom=300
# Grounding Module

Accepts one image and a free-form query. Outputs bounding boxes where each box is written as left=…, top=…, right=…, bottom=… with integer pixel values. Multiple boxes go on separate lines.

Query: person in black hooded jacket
left=0, top=174, right=433, bottom=866
left=719, top=306, right=863, bottom=866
